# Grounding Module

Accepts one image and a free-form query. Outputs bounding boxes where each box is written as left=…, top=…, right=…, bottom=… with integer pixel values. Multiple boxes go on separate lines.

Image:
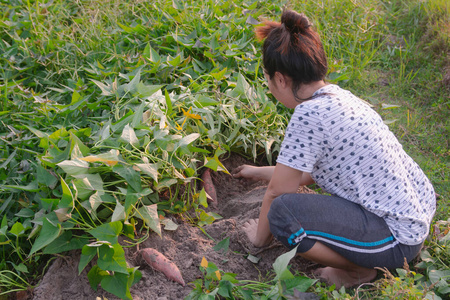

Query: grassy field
left=0, top=0, right=448, bottom=299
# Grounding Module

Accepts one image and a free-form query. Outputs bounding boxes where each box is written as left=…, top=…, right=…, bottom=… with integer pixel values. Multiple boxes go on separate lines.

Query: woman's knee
left=267, top=194, right=290, bottom=224
left=267, top=194, right=302, bottom=236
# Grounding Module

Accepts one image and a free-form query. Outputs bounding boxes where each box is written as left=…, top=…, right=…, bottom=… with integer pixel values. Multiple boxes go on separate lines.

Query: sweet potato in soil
left=201, top=168, right=217, bottom=204
left=139, top=248, right=185, bottom=286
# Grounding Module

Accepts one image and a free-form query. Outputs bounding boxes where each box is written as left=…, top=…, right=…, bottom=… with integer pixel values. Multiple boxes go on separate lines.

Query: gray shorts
left=267, top=193, right=423, bottom=269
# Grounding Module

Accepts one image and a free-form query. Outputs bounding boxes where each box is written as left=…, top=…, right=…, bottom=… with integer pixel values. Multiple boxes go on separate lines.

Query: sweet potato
left=201, top=168, right=217, bottom=204
left=140, top=248, right=185, bottom=286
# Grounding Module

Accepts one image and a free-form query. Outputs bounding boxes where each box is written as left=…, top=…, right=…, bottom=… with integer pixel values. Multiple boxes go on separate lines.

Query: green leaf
left=396, top=268, right=407, bottom=278
left=43, top=231, right=89, bottom=254
left=273, top=245, right=298, bottom=280
left=246, top=15, right=260, bottom=25
left=120, top=124, right=139, bottom=147
left=209, top=212, right=222, bottom=220
left=199, top=188, right=208, bottom=208
left=83, top=191, right=103, bottom=215
left=120, top=223, right=133, bottom=239
left=98, top=243, right=128, bottom=274
left=203, top=158, right=219, bottom=171
left=131, top=102, right=145, bottom=128
left=117, top=22, right=133, bottom=34
left=172, top=0, right=184, bottom=10
left=155, top=178, right=178, bottom=192
left=29, top=217, right=62, bottom=256
left=197, top=210, right=217, bottom=226
left=143, top=43, right=160, bottom=63
left=177, top=133, right=200, bottom=148
left=124, top=69, right=141, bottom=93
left=3, top=182, right=39, bottom=192
left=124, top=186, right=139, bottom=215
left=419, top=249, right=433, bottom=262
left=281, top=276, right=316, bottom=293
left=59, top=176, right=74, bottom=208
left=88, top=221, right=122, bottom=244
left=0, top=195, right=13, bottom=216
left=437, top=284, right=450, bottom=294
left=135, top=163, right=159, bottom=183
left=112, top=111, right=134, bottom=133
left=194, top=95, right=219, bottom=107
left=25, top=125, right=49, bottom=139
left=15, top=208, right=35, bottom=218
left=57, top=159, right=89, bottom=176
left=36, top=164, right=58, bottom=188
left=211, top=67, right=227, bottom=81
left=49, top=127, right=69, bottom=140
left=143, top=42, right=151, bottom=57
left=218, top=280, right=234, bottom=298
left=70, top=131, right=90, bottom=156
left=167, top=53, right=182, bottom=67
left=91, top=79, right=113, bottom=96
left=79, top=245, right=97, bottom=274
left=72, top=173, right=104, bottom=201
left=112, top=198, right=126, bottom=222
left=161, top=218, right=179, bottom=231
left=424, top=292, right=442, bottom=300
left=10, top=222, right=26, bottom=237
left=0, top=149, right=16, bottom=170
left=429, top=269, right=450, bottom=285
left=113, top=164, right=142, bottom=192
left=101, top=272, right=133, bottom=300
left=39, top=198, right=57, bottom=212
left=164, top=89, right=173, bottom=115
left=213, top=237, right=230, bottom=254
left=87, top=265, right=108, bottom=291
left=12, top=263, right=28, bottom=274
left=237, top=288, right=254, bottom=300
left=128, top=267, right=142, bottom=288
left=136, top=204, right=161, bottom=237
left=234, top=73, right=250, bottom=96
left=137, top=83, right=164, bottom=98
left=214, top=147, right=227, bottom=159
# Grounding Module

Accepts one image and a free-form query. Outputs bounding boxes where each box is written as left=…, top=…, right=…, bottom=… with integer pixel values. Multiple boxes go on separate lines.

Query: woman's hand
left=232, top=165, right=275, bottom=182
left=243, top=219, right=272, bottom=247
left=232, top=165, right=259, bottom=180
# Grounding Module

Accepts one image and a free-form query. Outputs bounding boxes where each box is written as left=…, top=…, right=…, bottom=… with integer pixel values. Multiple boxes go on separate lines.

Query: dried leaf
left=201, top=257, right=208, bottom=268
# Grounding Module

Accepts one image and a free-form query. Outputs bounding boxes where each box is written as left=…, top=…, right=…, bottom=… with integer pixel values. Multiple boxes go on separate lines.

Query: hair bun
left=281, top=10, right=311, bottom=34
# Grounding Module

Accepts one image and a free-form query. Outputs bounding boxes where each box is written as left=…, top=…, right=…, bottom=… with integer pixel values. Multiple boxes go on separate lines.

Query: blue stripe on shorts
left=305, top=230, right=395, bottom=247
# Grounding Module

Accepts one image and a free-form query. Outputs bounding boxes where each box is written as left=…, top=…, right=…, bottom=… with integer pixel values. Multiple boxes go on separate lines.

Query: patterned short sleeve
left=277, top=103, right=326, bottom=173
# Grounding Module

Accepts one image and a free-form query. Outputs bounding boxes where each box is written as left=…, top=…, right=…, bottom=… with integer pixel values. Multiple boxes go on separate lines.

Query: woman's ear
left=274, top=72, right=289, bottom=89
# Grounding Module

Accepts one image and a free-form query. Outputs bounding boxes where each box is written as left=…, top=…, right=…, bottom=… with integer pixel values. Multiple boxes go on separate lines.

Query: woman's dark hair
left=256, top=10, right=328, bottom=102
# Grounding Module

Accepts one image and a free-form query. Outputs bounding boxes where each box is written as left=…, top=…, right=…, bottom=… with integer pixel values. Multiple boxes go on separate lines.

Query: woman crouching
left=232, top=9, right=436, bottom=288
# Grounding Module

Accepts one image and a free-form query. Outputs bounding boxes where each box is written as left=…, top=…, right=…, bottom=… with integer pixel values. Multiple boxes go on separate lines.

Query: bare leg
left=299, top=241, right=377, bottom=288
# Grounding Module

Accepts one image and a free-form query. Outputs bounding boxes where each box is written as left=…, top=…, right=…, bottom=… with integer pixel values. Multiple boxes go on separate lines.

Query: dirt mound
left=32, top=154, right=317, bottom=300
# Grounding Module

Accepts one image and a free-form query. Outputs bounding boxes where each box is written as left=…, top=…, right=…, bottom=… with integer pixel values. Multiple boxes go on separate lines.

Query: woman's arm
left=244, top=163, right=309, bottom=247
left=232, top=165, right=275, bottom=182
left=233, top=164, right=314, bottom=185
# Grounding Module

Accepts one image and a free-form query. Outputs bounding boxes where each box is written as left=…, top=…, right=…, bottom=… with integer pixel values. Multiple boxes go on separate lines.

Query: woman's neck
left=296, top=80, right=328, bottom=100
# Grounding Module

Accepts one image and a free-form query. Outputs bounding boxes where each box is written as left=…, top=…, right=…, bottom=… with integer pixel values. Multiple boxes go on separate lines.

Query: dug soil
left=31, top=154, right=318, bottom=300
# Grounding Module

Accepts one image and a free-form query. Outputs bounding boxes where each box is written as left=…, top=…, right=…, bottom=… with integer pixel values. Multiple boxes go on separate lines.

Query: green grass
left=0, top=0, right=448, bottom=299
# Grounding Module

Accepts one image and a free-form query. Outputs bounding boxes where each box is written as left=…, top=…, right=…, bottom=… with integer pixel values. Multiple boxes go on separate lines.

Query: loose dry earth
left=31, top=154, right=317, bottom=300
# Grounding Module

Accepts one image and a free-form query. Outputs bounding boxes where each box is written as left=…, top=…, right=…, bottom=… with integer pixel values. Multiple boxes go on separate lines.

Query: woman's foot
left=313, top=266, right=377, bottom=288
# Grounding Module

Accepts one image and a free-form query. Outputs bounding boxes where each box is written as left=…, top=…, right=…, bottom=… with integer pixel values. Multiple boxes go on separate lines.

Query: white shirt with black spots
left=277, top=84, right=436, bottom=246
